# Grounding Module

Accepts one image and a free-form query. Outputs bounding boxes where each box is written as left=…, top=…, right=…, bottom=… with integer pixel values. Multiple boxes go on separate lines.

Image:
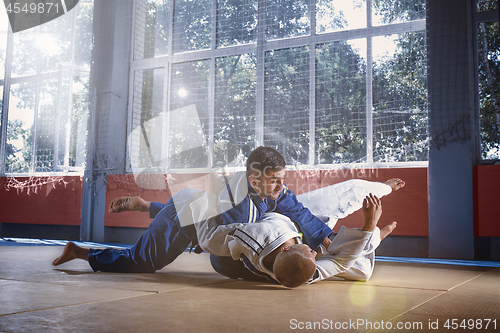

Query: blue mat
left=0, top=237, right=131, bottom=249
left=1, top=237, right=499, bottom=267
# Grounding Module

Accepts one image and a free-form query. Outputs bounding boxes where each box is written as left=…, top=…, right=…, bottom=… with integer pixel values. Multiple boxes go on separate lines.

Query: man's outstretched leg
left=297, top=178, right=405, bottom=229
left=52, top=242, right=89, bottom=266
left=53, top=195, right=193, bottom=273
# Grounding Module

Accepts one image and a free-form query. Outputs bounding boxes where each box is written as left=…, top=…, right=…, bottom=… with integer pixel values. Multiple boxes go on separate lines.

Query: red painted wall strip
left=0, top=176, right=83, bottom=226
left=474, top=165, right=500, bottom=237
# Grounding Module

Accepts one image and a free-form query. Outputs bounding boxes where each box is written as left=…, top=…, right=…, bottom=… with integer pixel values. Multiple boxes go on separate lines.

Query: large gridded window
left=130, top=0, right=427, bottom=172
left=476, top=0, right=500, bottom=160
left=0, top=0, right=93, bottom=175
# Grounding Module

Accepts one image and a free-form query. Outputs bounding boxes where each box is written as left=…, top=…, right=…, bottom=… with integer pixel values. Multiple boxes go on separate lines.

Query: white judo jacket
left=192, top=179, right=390, bottom=284
left=202, top=212, right=381, bottom=284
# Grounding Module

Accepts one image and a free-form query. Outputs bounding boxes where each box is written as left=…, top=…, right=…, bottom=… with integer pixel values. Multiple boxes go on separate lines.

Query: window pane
left=372, top=32, right=428, bottom=162
left=12, top=31, right=37, bottom=77
left=34, top=79, right=62, bottom=172
left=169, top=60, right=210, bottom=168
left=74, top=0, right=95, bottom=67
left=134, top=0, right=170, bottom=60
left=38, top=14, right=73, bottom=74
left=216, top=0, right=257, bottom=47
left=266, top=0, right=310, bottom=41
left=477, top=0, right=498, bottom=12
left=7, top=82, right=35, bottom=173
left=11, top=8, right=80, bottom=77
left=214, top=54, right=256, bottom=168
left=316, top=0, right=366, bottom=34
left=68, top=75, right=89, bottom=168
left=315, top=40, right=367, bottom=164
left=0, top=9, right=7, bottom=80
left=173, top=0, right=212, bottom=53
left=478, top=21, right=500, bottom=160
left=264, top=47, right=309, bottom=164
left=129, top=68, right=165, bottom=171
left=372, top=0, right=425, bottom=26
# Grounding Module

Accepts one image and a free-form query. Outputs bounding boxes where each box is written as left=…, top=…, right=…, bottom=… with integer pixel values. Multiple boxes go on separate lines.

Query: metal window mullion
left=64, top=9, right=78, bottom=168
left=255, top=0, right=266, bottom=147
left=366, top=36, right=373, bottom=165
left=207, top=0, right=217, bottom=169
left=130, top=0, right=138, bottom=60
left=160, top=63, right=169, bottom=172
left=309, top=44, right=315, bottom=166
left=310, top=0, right=316, bottom=36
left=31, top=79, right=41, bottom=174
left=167, top=0, right=175, bottom=56
left=64, top=71, right=75, bottom=168
left=308, top=0, right=316, bottom=166
left=0, top=25, right=14, bottom=175
left=211, top=0, right=217, bottom=50
left=30, top=38, right=44, bottom=175
left=53, top=66, right=64, bottom=170
left=208, top=58, right=215, bottom=170
left=165, top=62, right=172, bottom=172
left=164, top=0, right=175, bottom=172
left=366, top=0, right=373, bottom=165
left=125, top=66, right=136, bottom=173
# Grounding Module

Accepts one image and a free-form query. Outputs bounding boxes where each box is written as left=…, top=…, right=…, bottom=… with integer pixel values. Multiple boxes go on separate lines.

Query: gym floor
left=0, top=239, right=499, bottom=333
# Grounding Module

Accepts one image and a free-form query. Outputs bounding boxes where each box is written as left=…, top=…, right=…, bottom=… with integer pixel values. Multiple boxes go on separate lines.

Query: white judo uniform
left=193, top=179, right=393, bottom=284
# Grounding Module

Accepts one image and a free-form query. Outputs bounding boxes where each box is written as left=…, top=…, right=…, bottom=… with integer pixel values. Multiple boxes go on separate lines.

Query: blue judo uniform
left=88, top=172, right=333, bottom=274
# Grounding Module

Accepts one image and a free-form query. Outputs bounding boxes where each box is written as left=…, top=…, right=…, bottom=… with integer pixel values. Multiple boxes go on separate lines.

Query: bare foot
left=108, top=197, right=150, bottom=213
left=52, top=242, right=89, bottom=266
left=384, top=178, right=405, bottom=192
left=380, top=222, right=397, bottom=240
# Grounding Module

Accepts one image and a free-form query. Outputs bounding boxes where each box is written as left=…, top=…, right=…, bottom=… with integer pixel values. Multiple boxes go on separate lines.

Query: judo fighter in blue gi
left=53, top=146, right=404, bottom=287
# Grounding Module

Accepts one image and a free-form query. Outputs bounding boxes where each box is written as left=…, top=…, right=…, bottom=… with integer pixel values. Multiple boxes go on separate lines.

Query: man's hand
left=321, top=236, right=332, bottom=248
left=362, top=193, right=382, bottom=232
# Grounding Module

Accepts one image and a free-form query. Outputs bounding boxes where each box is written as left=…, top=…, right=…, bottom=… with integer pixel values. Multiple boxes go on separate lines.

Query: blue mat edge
left=1, top=237, right=499, bottom=267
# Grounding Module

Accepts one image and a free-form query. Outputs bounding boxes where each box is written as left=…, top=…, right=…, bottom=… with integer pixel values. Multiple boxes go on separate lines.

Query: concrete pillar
left=80, top=0, right=133, bottom=242
left=427, top=0, right=477, bottom=259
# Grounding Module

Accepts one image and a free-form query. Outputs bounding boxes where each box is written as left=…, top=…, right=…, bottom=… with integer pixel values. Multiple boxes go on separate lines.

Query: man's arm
left=308, top=195, right=383, bottom=284
left=195, top=214, right=245, bottom=256
left=192, top=174, right=246, bottom=256
left=275, top=188, right=334, bottom=250
left=311, top=227, right=373, bottom=283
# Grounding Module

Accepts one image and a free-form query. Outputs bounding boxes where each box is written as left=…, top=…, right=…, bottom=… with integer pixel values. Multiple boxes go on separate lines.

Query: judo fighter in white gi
left=53, top=147, right=404, bottom=288
left=194, top=177, right=400, bottom=288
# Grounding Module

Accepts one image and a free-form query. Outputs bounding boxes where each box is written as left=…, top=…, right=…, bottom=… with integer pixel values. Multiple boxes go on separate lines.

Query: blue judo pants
left=210, top=254, right=277, bottom=283
left=88, top=197, right=195, bottom=273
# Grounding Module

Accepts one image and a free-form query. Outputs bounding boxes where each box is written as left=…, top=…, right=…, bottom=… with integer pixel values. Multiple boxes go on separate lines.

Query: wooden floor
left=0, top=242, right=499, bottom=333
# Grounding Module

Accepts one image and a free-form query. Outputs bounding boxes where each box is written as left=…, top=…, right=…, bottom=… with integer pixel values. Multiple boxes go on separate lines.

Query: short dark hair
left=274, top=250, right=316, bottom=288
left=246, top=146, right=286, bottom=177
